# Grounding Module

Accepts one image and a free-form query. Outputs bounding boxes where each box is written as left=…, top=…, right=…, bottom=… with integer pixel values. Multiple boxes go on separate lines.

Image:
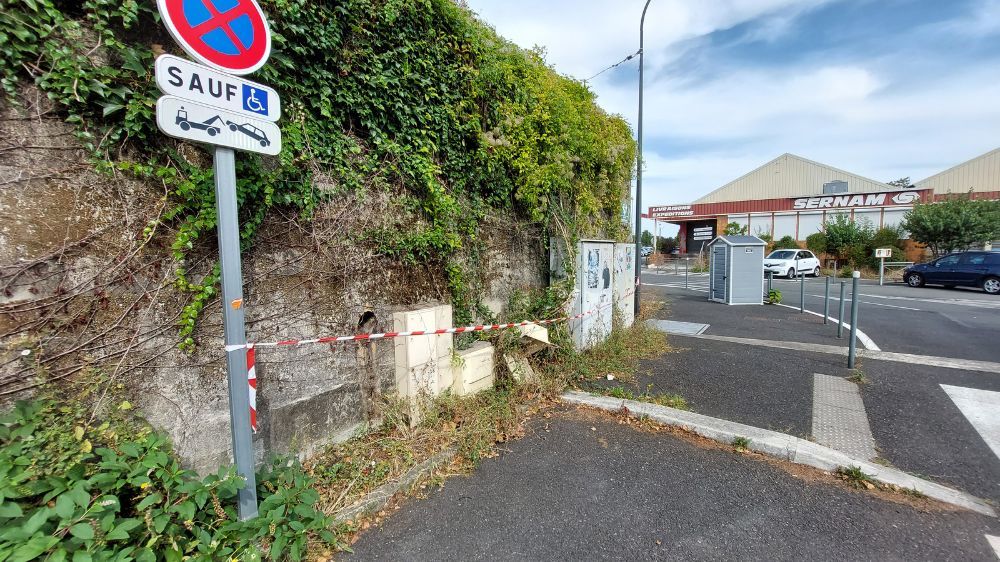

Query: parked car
left=764, top=249, right=820, bottom=278
left=903, top=251, right=1000, bottom=294
left=641, top=246, right=653, bottom=257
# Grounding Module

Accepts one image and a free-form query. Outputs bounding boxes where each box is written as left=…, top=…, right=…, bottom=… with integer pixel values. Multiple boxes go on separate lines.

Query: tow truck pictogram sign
left=156, top=96, right=280, bottom=155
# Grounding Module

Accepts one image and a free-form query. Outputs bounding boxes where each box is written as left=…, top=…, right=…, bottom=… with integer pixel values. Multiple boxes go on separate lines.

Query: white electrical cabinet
left=613, top=243, right=636, bottom=328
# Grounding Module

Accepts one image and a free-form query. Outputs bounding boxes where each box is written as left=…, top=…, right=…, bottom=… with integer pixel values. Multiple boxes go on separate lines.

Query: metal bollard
left=799, top=270, right=805, bottom=313
left=675, top=258, right=678, bottom=275
left=837, top=281, right=846, bottom=338
left=823, top=276, right=830, bottom=324
left=767, top=271, right=773, bottom=294
left=848, top=271, right=861, bottom=368
left=685, top=259, right=689, bottom=289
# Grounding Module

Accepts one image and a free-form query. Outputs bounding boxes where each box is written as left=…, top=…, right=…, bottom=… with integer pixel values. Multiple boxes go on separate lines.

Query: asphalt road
left=350, top=410, right=1000, bottom=561
left=638, top=274, right=1000, bottom=505
left=642, top=268, right=1000, bottom=362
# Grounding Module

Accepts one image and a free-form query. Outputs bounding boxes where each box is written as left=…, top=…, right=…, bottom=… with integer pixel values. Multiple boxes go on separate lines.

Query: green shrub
left=806, top=232, right=828, bottom=256
left=767, top=289, right=782, bottom=304
left=0, top=397, right=340, bottom=561
left=773, top=236, right=799, bottom=250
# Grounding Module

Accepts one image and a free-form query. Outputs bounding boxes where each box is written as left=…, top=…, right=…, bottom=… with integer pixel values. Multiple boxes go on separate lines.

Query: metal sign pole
left=823, top=276, right=830, bottom=324
left=799, top=270, right=805, bottom=313
left=848, top=271, right=861, bottom=368
left=214, top=147, right=259, bottom=520
left=837, top=282, right=846, bottom=338
left=879, top=256, right=885, bottom=286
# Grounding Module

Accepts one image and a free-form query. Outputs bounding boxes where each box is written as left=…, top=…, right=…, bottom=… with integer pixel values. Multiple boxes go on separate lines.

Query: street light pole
left=634, top=0, right=652, bottom=313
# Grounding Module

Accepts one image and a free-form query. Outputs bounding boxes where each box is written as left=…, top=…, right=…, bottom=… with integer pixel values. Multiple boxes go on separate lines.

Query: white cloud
left=464, top=0, right=1000, bottom=235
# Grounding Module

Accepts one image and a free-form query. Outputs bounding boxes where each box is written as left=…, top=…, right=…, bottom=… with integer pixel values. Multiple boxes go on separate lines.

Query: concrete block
left=454, top=341, right=495, bottom=396
left=392, top=306, right=448, bottom=399
left=504, top=353, right=538, bottom=384
left=435, top=305, right=455, bottom=391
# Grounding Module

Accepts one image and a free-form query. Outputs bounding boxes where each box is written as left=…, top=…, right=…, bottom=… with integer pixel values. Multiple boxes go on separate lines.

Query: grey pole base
left=214, top=147, right=259, bottom=520
left=837, top=282, right=846, bottom=339
left=848, top=274, right=861, bottom=368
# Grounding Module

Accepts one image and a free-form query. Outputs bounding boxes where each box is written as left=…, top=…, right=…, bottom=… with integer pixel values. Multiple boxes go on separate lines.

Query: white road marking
left=774, top=303, right=881, bottom=351
left=984, top=535, right=1000, bottom=559
left=808, top=294, right=921, bottom=311
left=656, top=331, right=1000, bottom=373
left=941, top=385, right=1000, bottom=462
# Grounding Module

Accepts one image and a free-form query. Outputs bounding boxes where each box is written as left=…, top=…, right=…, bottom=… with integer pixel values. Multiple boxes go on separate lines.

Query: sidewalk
left=349, top=406, right=999, bottom=561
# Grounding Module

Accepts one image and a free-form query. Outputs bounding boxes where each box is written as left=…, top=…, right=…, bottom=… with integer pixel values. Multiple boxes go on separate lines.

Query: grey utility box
left=707, top=235, right=766, bottom=305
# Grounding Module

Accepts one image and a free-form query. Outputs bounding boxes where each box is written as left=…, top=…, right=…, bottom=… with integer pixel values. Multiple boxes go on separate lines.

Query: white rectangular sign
left=155, top=55, right=281, bottom=122
left=650, top=204, right=694, bottom=218
left=156, top=96, right=281, bottom=156
left=875, top=248, right=892, bottom=258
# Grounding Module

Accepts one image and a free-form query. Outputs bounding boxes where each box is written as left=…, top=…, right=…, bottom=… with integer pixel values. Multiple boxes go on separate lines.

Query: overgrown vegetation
left=731, top=436, right=751, bottom=452
left=820, top=214, right=906, bottom=268
left=773, top=235, right=799, bottom=250
left=766, top=289, right=782, bottom=304
left=547, top=313, right=668, bottom=387
left=0, top=386, right=342, bottom=561
left=1, top=0, right=635, bottom=346
left=903, top=193, right=1000, bottom=255
left=605, top=385, right=689, bottom=410
left=846, top=370, right=868, bottom=385
left=836, top=466, right=876, bottom=489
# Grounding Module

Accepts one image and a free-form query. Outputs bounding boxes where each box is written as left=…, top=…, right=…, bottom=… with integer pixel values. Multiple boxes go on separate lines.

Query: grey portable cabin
left=707, top=235, right=766, bottom=305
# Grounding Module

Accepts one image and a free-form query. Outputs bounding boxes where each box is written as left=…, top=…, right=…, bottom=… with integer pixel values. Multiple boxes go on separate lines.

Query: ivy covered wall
left=1, top=0, right=636, bottom=336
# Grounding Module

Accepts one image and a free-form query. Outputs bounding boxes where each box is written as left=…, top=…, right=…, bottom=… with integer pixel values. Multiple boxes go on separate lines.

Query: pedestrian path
left=812, top=374, right=877, bottom=460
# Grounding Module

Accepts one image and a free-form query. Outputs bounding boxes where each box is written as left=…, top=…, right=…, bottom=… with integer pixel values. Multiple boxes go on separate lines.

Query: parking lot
left=637, top=267, right=1000, bottom=505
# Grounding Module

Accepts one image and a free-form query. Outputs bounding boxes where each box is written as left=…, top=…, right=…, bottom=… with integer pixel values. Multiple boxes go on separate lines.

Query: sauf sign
left=792, top=190, right=921, bottom=210
left=154, top=0, right=279, bottom=520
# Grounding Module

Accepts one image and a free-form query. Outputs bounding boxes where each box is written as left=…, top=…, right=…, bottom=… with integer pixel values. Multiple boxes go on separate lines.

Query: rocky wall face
left=0, top=88, right=549, bottom=474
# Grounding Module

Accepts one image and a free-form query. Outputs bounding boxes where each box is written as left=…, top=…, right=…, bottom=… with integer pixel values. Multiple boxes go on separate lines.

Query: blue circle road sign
left=158, top=0, right=272, bottom=75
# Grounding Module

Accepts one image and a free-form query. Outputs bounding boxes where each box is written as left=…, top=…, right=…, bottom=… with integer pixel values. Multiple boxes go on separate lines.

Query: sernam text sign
left=793, top=191, right=920, bottom=210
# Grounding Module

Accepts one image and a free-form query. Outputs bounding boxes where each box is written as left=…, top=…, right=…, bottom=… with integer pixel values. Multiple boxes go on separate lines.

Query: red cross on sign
left=157, top=0, right=272, bottom=75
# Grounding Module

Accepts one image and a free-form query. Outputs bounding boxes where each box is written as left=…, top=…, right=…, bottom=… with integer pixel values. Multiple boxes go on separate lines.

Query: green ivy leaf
left=0, top=501, right=23, bottom=518
left=8, top=534, right=59, bottom=562
left=69, top=522, right=94, bottom=540
left=55, top=494, right=76, bottom=519
left=135, top=493, right=162, bottom=511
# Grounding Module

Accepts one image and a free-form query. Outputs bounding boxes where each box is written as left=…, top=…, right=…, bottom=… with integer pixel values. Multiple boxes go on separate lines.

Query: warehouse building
left=650, top=149, right=1000, bottom=258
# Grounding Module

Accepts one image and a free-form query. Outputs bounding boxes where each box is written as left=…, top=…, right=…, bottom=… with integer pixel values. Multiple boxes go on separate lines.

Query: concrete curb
left=332, top=448, right=456, bottom=524
left=562, top=390, right=996, bottom=517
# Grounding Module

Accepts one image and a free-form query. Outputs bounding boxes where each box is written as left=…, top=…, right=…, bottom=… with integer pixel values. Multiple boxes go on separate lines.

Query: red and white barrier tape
left=247, top=344, right=258, bottom=433
left=233, top=281, right=637, bottom=431
left=226, top=285, right=636, bottom=353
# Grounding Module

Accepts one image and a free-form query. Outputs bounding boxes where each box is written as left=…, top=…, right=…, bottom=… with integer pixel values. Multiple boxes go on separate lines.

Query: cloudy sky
left=464, top=0, right=1000, bottom=235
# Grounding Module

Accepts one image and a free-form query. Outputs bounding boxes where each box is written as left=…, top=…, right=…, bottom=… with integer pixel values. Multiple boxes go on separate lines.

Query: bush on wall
left=0, top=0, right=636, bottom=344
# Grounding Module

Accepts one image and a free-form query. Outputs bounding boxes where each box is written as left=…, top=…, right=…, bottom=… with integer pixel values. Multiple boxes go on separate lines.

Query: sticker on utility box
left=156, top=95, right=281, bottom=156
left=155, top=55, right=280, bottom=121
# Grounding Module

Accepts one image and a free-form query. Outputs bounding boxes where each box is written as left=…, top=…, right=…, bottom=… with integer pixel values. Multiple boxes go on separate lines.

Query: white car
left=764, top=249, right=820, bottom=278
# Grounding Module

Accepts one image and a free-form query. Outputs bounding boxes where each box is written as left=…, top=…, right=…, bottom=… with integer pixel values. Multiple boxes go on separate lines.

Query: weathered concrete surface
left=0, top=87, right=548, bottom=474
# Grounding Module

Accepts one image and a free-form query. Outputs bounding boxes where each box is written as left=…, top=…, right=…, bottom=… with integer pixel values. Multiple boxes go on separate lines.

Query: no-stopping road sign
left=156, top=95, right=281, bottom=155
left=157, top=0, right=272, bottom=75
left=155, top=55, right=280, bottom=121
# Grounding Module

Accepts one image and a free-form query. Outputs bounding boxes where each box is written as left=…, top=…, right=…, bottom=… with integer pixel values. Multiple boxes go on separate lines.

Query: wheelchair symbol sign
left=242, top=85, right=268, bottom=116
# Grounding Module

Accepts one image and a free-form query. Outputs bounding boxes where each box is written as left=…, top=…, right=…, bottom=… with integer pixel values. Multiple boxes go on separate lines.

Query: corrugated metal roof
left=694, top=154, right=892, bottom=204
left=914, top=147, right=1000, bottom=195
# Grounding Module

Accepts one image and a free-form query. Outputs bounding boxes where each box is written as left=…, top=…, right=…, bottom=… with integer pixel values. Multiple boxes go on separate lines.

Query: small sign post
left=875, top=247, right=892, bottom=286
left=155, top=0, right=279, bottom=521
